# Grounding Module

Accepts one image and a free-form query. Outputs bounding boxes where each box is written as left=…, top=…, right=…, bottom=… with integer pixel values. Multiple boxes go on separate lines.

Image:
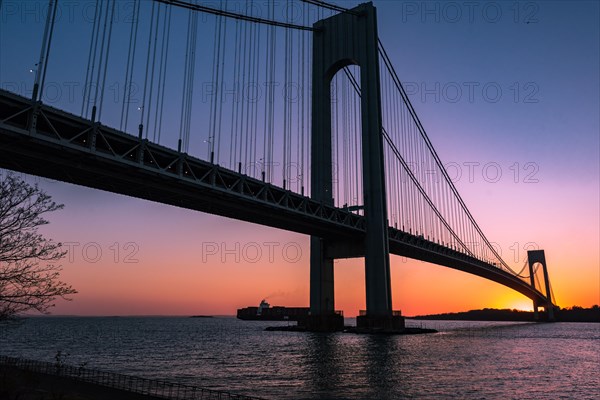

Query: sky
left=0, top=0, right=598, bottom=316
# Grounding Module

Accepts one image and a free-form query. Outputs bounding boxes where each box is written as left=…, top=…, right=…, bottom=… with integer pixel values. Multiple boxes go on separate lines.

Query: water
left=1, top=317, right=598, bottom=399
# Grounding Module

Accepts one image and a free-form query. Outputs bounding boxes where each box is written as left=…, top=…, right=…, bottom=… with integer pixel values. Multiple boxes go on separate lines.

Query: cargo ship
left=236, top=299, right=309, bottom=321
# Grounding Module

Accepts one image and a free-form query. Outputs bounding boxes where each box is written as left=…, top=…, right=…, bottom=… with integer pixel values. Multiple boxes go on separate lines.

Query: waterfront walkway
left=0, top=356, right=263, bottom=400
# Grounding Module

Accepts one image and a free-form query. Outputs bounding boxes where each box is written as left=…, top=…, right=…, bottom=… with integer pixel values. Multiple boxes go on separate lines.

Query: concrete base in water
left=356, top=315, right=406, bottom=332
left=267, top=313, right=438, bottom=335
left=265, top=325, right=437, bottom=335
left=300, top=314, right=345, bottom=332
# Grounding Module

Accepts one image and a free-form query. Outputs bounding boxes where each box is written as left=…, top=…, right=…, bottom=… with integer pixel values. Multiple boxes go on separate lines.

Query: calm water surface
left=1, top=317, right=598, bottom=399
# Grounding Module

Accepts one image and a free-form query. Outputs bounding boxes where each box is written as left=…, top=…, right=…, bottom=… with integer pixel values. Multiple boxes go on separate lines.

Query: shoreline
left=1, top=365, right=163, bottom=400
left=0, top=356, right=263, bottom=400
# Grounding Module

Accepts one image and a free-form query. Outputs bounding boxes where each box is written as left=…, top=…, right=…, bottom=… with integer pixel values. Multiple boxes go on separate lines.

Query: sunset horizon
left=3, top=0, right=598, bottom=318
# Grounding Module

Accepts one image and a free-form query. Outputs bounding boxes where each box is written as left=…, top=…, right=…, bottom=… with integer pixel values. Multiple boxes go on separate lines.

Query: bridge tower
left=527, top=250, right=555, bottom=321
left=308, top=2, right=402, bottom=331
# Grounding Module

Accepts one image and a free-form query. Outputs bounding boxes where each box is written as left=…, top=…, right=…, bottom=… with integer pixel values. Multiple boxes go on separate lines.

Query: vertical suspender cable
left=208, top=7, right=219, bottom=159
left=209, top=0, right=226, bottom=163
left=240, top=14, right=247, bottom=170
left=82, top=0, right=100, bottom=116
left=179, top=9, right=192, bottom=150
left=230, top=18, right=240, bottom=169
left=120, top=0, right=140, bottom=131
left=98, top=0, right=116, bottom=121
left=184, top=8, right=198, bottom=152
left=156, top=4, right=172, bottom=143
left=145, top=4, right=161, bottom=138
left=243, top=1, right=253, bottom=175
left=153, top=4, right=172, bottom=142
left=236, top=13, right=247, bottom=171
left=252, top=13, right=261, bottom=179
left=91, top=1, right=110, bottom=119
left=215, top=0, right=228, bottom=164
left=33, top=0, right=57, bottom=102
left=86, top=0, right=104, bottom=118
left=139, top=0, right=156, bottom=138
left=262, top=3, right=272, bottom=181
left=300, top=2, right=306, bottom=194
left=178, top=3, right=198, bottom=153
left=247, top=1, right=259, bottom=176
left=283, top=0, right=290, bottom=189
left=38, top=0, right=59, bottom=101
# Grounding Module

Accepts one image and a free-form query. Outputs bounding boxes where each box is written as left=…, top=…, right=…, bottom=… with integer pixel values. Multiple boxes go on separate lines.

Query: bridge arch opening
left=326, top=59, right=359, bottom=81
left=329, top=65, right=364, bottom=212
left=530, top=262, right=548, bottom=297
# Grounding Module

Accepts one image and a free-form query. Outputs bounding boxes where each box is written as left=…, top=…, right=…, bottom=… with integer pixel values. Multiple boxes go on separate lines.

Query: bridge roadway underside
left=0, top=90, right=548, bottom=306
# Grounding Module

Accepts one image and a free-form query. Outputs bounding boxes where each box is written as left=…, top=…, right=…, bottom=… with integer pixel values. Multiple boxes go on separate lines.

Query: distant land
left=409, top=306, right=600, bottom=323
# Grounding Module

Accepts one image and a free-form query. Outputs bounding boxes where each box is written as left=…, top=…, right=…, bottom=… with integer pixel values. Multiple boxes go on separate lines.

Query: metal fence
left=0, top=355, right=264, bottom=400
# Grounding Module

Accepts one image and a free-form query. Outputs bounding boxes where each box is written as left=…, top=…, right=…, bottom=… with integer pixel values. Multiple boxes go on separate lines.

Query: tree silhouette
left=0, top=173, right=76, bottom=320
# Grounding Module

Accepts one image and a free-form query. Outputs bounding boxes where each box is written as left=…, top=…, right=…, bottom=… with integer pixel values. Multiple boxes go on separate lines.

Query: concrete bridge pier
left=307, top=238, right=344, bottom=331
left=308, top=2, right=403, bottom=332
left=527, top=250, right=555, bottom=322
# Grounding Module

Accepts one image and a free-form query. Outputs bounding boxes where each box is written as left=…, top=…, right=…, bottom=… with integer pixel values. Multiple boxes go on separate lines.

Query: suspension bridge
left=0, top=0, right=556, bottom=330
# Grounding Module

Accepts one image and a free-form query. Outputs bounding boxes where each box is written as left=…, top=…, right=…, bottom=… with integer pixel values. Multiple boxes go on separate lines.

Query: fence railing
left=0, top=355, right=265, bottom=400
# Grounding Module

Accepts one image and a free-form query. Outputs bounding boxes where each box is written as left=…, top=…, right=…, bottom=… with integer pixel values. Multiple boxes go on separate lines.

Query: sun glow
left=509, top=301, right=534, bottom=312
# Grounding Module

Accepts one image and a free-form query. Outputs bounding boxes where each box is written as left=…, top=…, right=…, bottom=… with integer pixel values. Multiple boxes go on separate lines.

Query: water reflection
left=361, top=335, right=405, bottom=399
left=304, top=333, right=347, bottom=398
left=302, top=333, right=408, bottom=399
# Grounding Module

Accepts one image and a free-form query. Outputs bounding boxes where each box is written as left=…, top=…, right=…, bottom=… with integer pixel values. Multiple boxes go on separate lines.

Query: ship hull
left=236, top=306, right=309, bottom=321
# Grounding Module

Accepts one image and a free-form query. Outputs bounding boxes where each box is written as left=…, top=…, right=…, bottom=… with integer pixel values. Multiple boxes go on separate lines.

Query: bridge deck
left=0, top=89, right=548, bottom=305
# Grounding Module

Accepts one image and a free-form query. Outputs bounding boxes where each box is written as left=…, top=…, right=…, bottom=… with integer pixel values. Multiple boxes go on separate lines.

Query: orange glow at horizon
left=46, top=206, right=599, bottom=318
left=507, top=301, right=535, bottom=312
left=28, top=174, right=600, bottom=318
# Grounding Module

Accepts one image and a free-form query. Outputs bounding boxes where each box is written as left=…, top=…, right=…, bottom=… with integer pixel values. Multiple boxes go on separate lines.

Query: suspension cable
left=300, top=0, right=359, bottom=15
left=549, top=281, right=557, bottom=305
left=307, top=0, right=523, bottom=273
left=378, top=40, right=516, bottom=273
left=154, top=0, right=314, bottom=31
left=342, top=67, right=474, bottom=255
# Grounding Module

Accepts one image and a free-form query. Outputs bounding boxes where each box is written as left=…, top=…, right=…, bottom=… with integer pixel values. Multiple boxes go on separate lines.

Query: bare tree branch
left=0, top=172, right=76, bottom=320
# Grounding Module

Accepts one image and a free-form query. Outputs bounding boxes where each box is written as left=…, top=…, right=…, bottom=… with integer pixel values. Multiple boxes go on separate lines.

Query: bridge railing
left=0, top=355, right=263, bottom=400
